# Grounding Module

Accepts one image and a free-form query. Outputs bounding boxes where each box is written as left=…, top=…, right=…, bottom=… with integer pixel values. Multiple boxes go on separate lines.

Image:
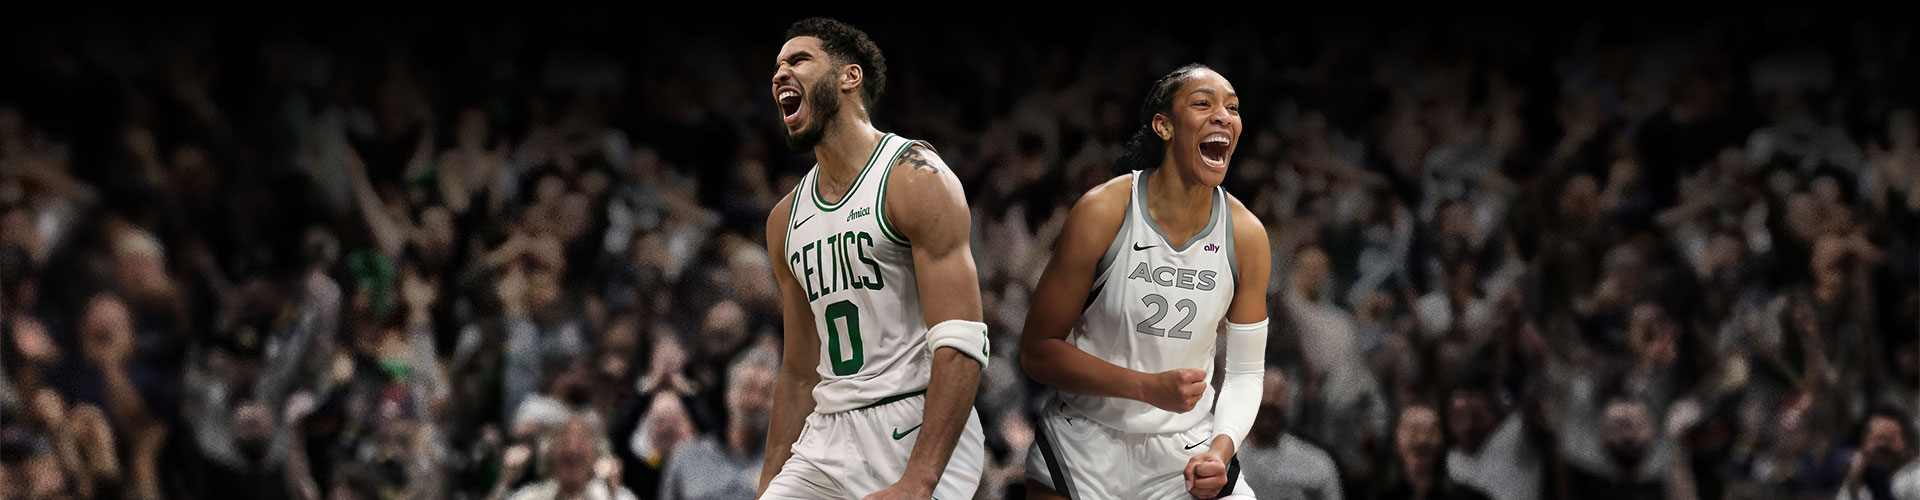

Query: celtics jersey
left=784, top=133, right=934, bottom=414
left=1058, top=168, right=1241, bottom=434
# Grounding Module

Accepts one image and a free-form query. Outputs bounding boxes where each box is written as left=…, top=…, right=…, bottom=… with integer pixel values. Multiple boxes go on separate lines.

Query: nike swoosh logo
left=791, top=213, right=816, bottom=229
left=1133, top=243, right=1156, bottom=251
left=892, top=423, right=923, bottom=440
left=1184, top=439, right=1209, bottom=450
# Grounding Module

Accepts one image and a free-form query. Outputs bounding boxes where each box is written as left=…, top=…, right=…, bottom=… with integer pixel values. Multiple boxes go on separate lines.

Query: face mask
left=237, top=437, right=270, bottom=465
left=1605, top=442, right=1645, bottom=474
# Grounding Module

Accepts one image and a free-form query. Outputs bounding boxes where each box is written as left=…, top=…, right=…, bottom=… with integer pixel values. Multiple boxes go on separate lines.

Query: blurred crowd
left=1, top=7, right=1917, bottom=500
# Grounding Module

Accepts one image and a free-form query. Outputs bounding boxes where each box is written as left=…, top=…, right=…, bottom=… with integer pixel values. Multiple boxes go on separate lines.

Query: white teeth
left=1200, top=134, right=1228, bottom=167
left=779, top=90, right=799, bottom=100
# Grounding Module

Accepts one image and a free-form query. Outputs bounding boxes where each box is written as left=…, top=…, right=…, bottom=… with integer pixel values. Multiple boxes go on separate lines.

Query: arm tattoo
left=899, top=147, right=942, bottom=173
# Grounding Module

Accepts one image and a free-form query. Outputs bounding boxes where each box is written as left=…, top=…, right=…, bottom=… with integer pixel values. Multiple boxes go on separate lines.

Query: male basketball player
left=758, top=17, right=988, bottom=500
left=1020, top=64, right=1269, bottom=499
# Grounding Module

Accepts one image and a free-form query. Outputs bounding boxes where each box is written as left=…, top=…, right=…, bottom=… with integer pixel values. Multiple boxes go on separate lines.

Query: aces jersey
left=1058, top=168, right=1241, bottom=434
left=783, top=133, right=937, bottom=414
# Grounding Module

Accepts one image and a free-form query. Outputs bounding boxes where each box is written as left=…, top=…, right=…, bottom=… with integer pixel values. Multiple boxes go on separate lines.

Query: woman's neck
left=1145, top=165, right=1214, bottom=242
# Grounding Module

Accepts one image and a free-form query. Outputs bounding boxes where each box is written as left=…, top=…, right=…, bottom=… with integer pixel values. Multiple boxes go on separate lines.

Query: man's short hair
left=786, top=17, right=887, bottom=107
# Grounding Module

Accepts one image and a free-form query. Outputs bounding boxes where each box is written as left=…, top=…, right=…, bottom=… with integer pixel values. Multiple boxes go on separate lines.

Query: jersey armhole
left=1091, top=188, right=1133, bottom=289
left=874, top=139, right=923, bottom=247
left=783, top=173, right=808, bottom=258
left=1221, top=188, right=1240, bottom=285
left=1083, top=173, right=1137, bottom=313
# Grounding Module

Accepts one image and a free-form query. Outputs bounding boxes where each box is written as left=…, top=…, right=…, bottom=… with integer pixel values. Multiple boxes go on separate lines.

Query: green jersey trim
left=874, top=139, right=926, bottom=246
left=810, top=133, right=894, bottom=212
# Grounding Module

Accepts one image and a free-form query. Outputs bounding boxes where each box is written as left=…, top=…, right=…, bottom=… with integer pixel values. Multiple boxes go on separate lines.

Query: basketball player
left=1020, top=64, right=1270, bottom=499
left=758, top=17, right=988, bottom=500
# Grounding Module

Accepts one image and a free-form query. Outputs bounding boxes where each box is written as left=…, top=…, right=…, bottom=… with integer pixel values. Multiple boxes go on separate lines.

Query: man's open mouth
left=778, top=86, right=803, bottom=123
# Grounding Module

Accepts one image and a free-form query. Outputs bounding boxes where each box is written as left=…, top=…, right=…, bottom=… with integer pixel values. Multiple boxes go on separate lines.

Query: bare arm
left=344, top=145, right=411, bottom=259
left=127, top=422, right=167, bottom=500
left=1018, top=176, right=1207, bottom=412
left=758, top=192, right=823, bottom=494
left=283, top=394, right=321, bottom=500
left=38, top=393, right=93, bottom=499
left=83, top=324, right=154, bottom=434
left=69, top=405, right=120, bottom=494
left=879, top=146, right=985, bottom=494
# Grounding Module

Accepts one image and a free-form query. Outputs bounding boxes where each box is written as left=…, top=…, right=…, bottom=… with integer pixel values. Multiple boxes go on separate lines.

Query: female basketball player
left=1020, top=64, right=1270, bottom=499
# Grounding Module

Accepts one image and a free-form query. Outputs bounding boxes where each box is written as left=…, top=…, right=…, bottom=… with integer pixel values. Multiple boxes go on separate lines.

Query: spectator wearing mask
left=1239, top=367, right=1343, bottom=499
left=1443, top=383, right=1543, bottom=500
left=1562, top=397, right=1669, bottom=500
left=1366, top=401, right=1491, bottom=500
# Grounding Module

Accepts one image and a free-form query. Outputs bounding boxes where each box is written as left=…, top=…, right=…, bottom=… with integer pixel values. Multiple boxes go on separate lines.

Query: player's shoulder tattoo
left=896, top=144, right=943, bottom=174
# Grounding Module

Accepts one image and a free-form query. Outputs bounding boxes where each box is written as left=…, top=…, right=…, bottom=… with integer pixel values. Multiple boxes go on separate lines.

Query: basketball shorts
left=1025, top=397, right=1255, bottom=499
left=764, top=391, right=985, bottom=499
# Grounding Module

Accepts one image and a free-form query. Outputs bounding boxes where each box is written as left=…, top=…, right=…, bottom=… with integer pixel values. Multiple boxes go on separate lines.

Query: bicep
left=909, top=227, right=984, bottom=325
left=1225, top=214, right=1271, bottom=324
left=888, top=152, right=984, bottom=325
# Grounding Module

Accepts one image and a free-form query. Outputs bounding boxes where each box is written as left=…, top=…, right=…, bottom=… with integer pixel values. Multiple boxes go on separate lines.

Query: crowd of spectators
left=1, top=7, right=1915, bottom=500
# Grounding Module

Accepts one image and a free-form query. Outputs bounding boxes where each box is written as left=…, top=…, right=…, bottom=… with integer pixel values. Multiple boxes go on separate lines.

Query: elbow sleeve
left=1213, top=318, right=1268, bottom=451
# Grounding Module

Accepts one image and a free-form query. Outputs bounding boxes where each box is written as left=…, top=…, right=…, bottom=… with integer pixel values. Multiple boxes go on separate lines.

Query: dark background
left=1, top=5, right=1917, bottom=499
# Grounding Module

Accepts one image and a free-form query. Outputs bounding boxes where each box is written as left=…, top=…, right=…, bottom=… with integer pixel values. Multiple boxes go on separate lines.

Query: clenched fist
left=1184, top=448, right=1230, bottom=499
left=1142, top=368, right=1208, bottom=413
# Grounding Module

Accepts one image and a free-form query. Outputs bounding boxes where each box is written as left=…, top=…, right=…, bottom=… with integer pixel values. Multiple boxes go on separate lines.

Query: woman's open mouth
left=1200, top=132, right=1230, bottom=168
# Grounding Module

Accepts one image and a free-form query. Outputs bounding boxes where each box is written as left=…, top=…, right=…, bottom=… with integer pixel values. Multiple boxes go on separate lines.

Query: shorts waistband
left=848, top=389, right=928, bottom=412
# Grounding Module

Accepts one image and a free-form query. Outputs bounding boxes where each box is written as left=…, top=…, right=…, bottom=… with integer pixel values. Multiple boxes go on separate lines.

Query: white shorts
left=764, top=391, right=985, bottom=500
left=1025, top=398, right=1256, bottom=499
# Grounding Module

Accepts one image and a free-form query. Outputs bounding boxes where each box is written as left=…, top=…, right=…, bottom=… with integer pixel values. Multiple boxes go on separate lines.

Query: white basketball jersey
left=1058, top=168, right=1241, bottom=434
left=783, top=133, right=935, bottom=414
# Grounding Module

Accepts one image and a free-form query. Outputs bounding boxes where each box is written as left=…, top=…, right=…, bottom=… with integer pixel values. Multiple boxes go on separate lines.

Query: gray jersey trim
left=1134, top=168, right=1222, bottom=252
left=1221, top=188, right=1239, bottom=284
left=1089, top=173, right=1136, bottom=290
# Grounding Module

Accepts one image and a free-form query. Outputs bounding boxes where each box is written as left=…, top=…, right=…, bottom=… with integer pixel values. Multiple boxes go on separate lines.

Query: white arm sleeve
left=1212, top=318, right=1268, bottom=452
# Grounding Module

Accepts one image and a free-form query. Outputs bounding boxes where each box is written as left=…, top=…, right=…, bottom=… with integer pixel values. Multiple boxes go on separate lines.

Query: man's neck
left=1407, top=465, right=1434, bottom=497
left=726, top=423, right=753, bottom=455
left=812, top=117, right=884, bottom=191
left=556, top=480, right=587, bottom=499
left=1296, top=285, right=1321, bottom=303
